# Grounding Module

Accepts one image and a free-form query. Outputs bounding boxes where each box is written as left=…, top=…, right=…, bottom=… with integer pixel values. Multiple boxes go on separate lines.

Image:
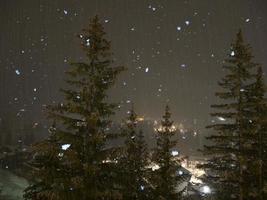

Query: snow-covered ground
left=0, top=169, right=28, bottom=200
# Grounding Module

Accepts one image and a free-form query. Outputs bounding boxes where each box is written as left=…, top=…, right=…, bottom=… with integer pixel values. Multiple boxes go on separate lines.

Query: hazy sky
left=0, top=0, right=266, bottom=132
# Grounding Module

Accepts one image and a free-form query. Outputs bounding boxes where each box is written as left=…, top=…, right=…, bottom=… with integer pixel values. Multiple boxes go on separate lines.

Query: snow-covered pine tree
left=120, top=106, right=151, bottom=200
left=24, top=15, right=124, bottom=200
left=152, top=105, right=182, bottom=200
left=200, top=30, right=261, bottom=200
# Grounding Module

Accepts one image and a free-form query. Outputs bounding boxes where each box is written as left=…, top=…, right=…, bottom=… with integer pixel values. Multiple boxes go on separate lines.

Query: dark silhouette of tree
left=200, top=30, right=266, bottom=200
left=152, top=105, right=182, bottom=200
left=120, top=105, right=151, bottom=199
left=24, top=15, right=124, bottom=200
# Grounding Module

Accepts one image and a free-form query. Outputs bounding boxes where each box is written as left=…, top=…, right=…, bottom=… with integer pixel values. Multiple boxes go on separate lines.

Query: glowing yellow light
left=136, top=116, right=144, bottom=121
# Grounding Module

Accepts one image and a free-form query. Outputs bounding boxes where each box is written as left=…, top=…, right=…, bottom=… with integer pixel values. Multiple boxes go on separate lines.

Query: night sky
left=0, top=0, right=267, bottom=134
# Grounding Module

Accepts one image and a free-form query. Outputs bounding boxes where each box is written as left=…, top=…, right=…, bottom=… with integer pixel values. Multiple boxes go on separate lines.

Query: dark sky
left=0, top=0, right=267, bottom=132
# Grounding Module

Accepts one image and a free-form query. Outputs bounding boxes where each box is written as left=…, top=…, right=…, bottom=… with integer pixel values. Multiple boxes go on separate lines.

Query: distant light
left=15, top=69, right=21, bottom=75
left=245, top=18, right=250, bottom=22
left=178, top=170, right=183, bottom=175
left=136, top=117, right=144, bottom=122
left=180, top=64, right=186, bottom=68
left=61, top=144, right=71, bottom=150
left=63, top=10, right=68, bottom=15
left=177, top=26, right=181, bottom=31
left=145, top=67, right=149, bottom=72
left=201, top=185, right=211, bottom=194
left=130, top=27, right=135, bottom=31
left=33, top=88, right=37, bottom=92
left=104, top=19, right=109, bottom=23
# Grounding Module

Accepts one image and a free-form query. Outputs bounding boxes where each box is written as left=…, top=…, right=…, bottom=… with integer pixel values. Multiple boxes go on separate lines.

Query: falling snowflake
left=217, top=117, right=226, bottom=121
left=185, top=20, right=190, bottom=25
left=63, top=10, right=68, bottom=15
left=231, top=51, right=235, bottom=56
left=171, top=150, right=179, bottom=156
left=148, top=5, right=156, bottom=11
left=61, top=144, right=71, bottom=150
left=145, top=67, right=149, bottom=72
left=86, top=38, right=90, bottom=46
left=15, top=69, right=21, bottom=75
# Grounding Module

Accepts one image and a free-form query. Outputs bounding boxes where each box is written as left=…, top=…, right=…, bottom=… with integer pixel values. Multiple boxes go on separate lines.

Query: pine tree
left=200, top=30, right=261, bottom=200
left=152, top=105, right=181, bottom=200
left=24, top=15, right=124, bottom=200
left=244, top=67, right=267, bottom=199
left=120, top=106, right=150, bottom=200
left=24, top=123, right=71, bottom=200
